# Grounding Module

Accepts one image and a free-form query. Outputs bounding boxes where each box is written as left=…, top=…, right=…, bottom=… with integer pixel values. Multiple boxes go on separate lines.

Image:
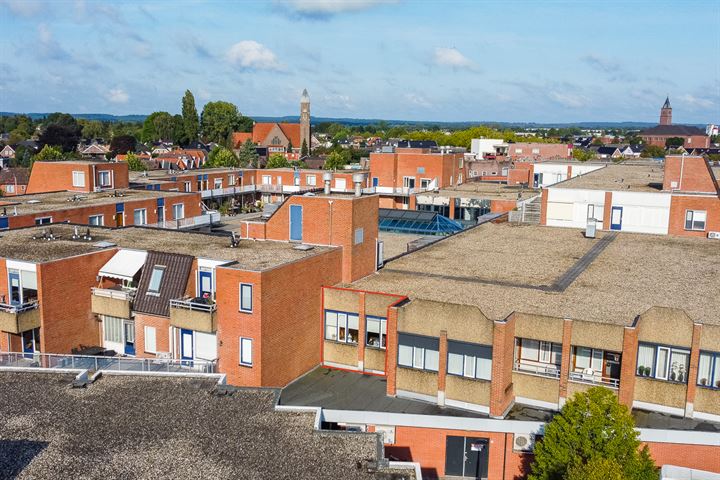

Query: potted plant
left=644, top=367, right=651, bottom=377
left=716, top=379, right=720, bottom=388
left=670, top=371, right=676, bottom=381
left=700, top=378, right=707, bottom=386
left=638, top=365, right=645, bottom=376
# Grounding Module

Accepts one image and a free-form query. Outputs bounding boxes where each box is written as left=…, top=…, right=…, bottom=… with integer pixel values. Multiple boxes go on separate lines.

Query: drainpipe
left=328, top=200, right=334, bottom=245
left=91, top=164, right=96, bottom=192
left=678, top=154, right=685, bottom=191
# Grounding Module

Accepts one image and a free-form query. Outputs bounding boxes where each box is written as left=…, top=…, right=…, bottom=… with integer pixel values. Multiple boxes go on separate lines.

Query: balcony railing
left=0, top=351, right=216, bottom=374
left=147, top=212, right=221, bottom=230
left=569, top=371, right=620, bottom=389
left=513, top=361, right=561, bottom=379
left=169, top=298, right=217, bottom=313
left=0, top=300, right=39, bottom=314
left=91, top=287, right=135, bottom=301
left=169, top=297, right=217, bottom=333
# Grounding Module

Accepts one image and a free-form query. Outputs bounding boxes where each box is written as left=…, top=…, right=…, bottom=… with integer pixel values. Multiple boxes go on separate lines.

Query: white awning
left=99, top=249, right=148, bottom=282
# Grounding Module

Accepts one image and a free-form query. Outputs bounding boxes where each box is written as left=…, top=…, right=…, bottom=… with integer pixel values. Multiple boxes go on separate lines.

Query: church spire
left=662, top=96, right=671, bottom=109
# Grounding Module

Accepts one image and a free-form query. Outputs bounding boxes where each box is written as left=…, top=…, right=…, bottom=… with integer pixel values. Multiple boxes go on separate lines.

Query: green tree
left=566, top=457, right=626, bottom=480
left=125, top=152, right=148, bottom=171
left=301, top=138, right=309, bottom=157
left=142, top=111, right=174, bottom=143
left=200, top=101, right=243, bottom=145
left=266, top=153, right=290, bottom=169
left=172, top=114, right=188, bottom=146
left=206, top=146, right=238, bottom=168
left=529, top=387, right=657, bottom=480
left=33, top=144, right=65, bottom=161
left=324, top=151, right=347, bottom=170
left=664, top=137, right=685, bottom=148
left=109, top=135, right=137, bottom=157
left=237, top=140, right=259, bottom=168
left=38, top=124, right=80, bottom=153
left=80, top=120, right=105, bottom=140
left=640, top=145, right=665, bottom=158
left=182, top=90, right=200, bottom=144
left=572, top=148, right=595, bottom=162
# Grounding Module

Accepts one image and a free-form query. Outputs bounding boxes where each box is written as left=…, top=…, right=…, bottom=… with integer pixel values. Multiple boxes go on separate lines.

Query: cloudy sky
left=1, top=0, right=718, bottom=123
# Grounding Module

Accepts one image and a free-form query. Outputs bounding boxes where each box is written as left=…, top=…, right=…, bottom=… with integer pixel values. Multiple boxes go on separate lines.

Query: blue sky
left=1, top=0, right=718, bottom=123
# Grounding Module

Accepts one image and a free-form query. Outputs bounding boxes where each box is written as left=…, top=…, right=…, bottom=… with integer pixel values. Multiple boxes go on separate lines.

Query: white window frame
left=365, top=316, right=387, bottom=349
left=398, top=344, right=439, bottom=372
left=447, top=351, right=492, bottom=381
left=98, top=170, right=112, bottom=187
left=306, top=174, right=317, bottom=186
left=239, top=283, right=253, bottom=313
left=6, top=184, right=14, bottom=193
left=146, top=265, right=166, bottom=295
left=239, top=337, right=253, bottom=366
left=89, top=214, right=104, bottom=226
left=684, top=210, right=707, bottom=231
left=213, top=178, right=223, bottom=189
left=262, top=175, right=272, bottom=185
left=354, top=228, right=364, bottom=245
left=72, top=170, right=86, bottom=187
left=228, top=174, right=236, bottom=185
left=133, top=208, right=147, bottom=225
left=172, top=203, right=185, bottom=220
left=144, top=326, right=157, bottom=354
left=34, top=216, right=52, bottom=225
left=184, top=181, right=192, bottom=192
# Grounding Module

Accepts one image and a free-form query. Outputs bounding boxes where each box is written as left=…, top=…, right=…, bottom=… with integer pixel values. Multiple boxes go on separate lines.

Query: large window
left=98, top=170, right=111, bottom=187
left=147, top=266, right=165, bottom=295
left=133, top=208, right=147, bottom=225
left=514, top=338, right=562, bottom=377
left=103, top=316, right=123, bottom=343
left=306, top=175, right=316, bottom=186
left=637, top=343, right=690, bottom=383
left=324, top=310, right=359, bottom=344
left=144, top=326, right=157, bottom=353
left=35, top=217, right=52, bottom=225
left=89, top=214, right=104, bottom=226
left=239, top=337, right=253, bottom=366
left=366, top=316, right=386, bottom=349
left=72, top=170, right=85, bottom=187
left=172, top=203, right=185, bottom=220
left=685, top=210, right=707, bottom=231
left=398, top=333, right=439, bottom=372
left=447, top=340, right=492, bottom=381
left=698, top=352, right=720, bottom=389
left=239, top=283, right=253, bottom=313
left=570, top=346, right=621, bottom=387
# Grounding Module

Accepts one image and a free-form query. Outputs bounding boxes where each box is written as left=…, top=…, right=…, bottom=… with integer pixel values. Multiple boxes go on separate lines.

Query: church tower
left=660, top=96, right=672, bottom=125
left=300, top=89, right=311, bottom=155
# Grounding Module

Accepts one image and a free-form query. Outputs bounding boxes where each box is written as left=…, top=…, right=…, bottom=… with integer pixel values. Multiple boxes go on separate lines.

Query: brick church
left=639, top=97, right=710, bottom=148
left=233, top=89, right=311, bottom=158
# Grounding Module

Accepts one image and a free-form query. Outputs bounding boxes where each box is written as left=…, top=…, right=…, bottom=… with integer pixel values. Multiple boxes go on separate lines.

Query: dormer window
left=147, top=266, right=166, bottom=295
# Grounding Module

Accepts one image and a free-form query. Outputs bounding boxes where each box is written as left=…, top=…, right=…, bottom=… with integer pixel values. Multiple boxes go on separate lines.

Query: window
left=172, top=203, right=185, bottom=220
left=34, top=217, right=52, bottom=225
left=214, top=178, right=223, bottom=189
left=147, top=266, right=166, bottom=295
left=89, top=214, right=104, bottom=226
left=354, top=228, right=364, bottom=245
left=228, top=174, right=236, bottom=185
left=587, top=204, right=595, bottom=219
left=103, top=316, right=123, bottom=343
left=515, top=148, right=523, bottom=154
left=72, top=170, right=86, bottom=187
left=184, top=181, right=192, bottom=192
left=685, top=210, right=707, bottom=231
left=420, top=178, right=431, bottom=189
left=571, top=346, right=621, bottom=386
left=98, top=170, right=111, bottom=187
left=6, top=185, right=14, bottom=193
left=240, top=337, right=253, bottom=366
left=698, top=352, right=720, bottom=389
left=366, top=316, right=387, bottom=349
left=637, top=343, right=690, bottom=383
left=447, top=340, right=492, bottom=381
left=306, top=175, right=316, bottom=186
left=262, top=175, right=272, bottom=185
left=532, top=148, right=540, bottom=154
left=133, top=208, right=147, bottom=225
left=324, top=310, right=359, bottom=344
left=239, top=283, right=253, bottom=313
left=514, top=338, right=562, bottom=377
left=144, top=326, right=157, bottom=353
left=397, top=333, right=439, bottom=372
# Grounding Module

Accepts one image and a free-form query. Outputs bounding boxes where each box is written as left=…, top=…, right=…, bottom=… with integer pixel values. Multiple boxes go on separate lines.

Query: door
left=610, top=206, right=623, bottom=230
left=445, top=436, right=489, bottom=479
left=9, top=271, right=21, bottom=304
left=198, top=270, right=213, bottom=298
left=123, top=321, right=135, bottom=356
left=533, top=173, right=543, bottom=188
left=115, top=203, right=125, bottom=227
left=22, top=328, right=39, bottom=358
left=372, top=177, right=379, bottom=187
left=157, top=198, right=165, bottom=223
left=180, top=329, right=194, bottom=361
left=289, top=205, right=303, bottom=242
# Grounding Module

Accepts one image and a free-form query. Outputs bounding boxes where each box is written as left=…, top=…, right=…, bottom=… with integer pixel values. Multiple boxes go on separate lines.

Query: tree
left=11, top=145, right=33, bottom=168
left=641, top=145, right=665, bottom=158
left=591, top=137, right=604, bottom=146
left=324, top=151, right=347, bottom=170
left=665, top=137, right=685, bottom=148
left=529, top=387, right=657, bottom=480
left=566, top=457, right=626, bottom=480
left=43, top=112, right=78, bottom=130
left=109, top=135, right=137, bottom=157
left=572, top=148, right=595, bottom=162
left=301, top=138, right=309, bottom=157
left=206, top=146, right=238, bottom=168
left=172, top=114, right=188, bottom=146
left=237, top=140, right=259, bottom=168
left=34, top=144, right=65, bottom=161
left=142, top=111, right=174, bottom=143
left=201, top=101, right=242, bottom=145
left=266, top=153, right=290, bottom=169
left=81, top=120, right=105, bottom=140
left=39, top=124, right=81, bottom=153
left=125, top=152, right=148, bottom=171
left=182, top=90, right=200, bottom=144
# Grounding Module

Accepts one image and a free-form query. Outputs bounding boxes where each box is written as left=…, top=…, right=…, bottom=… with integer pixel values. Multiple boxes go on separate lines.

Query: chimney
left=323, top=172, right=333, bottom=195
left=352, top=172, right=366, bottom=197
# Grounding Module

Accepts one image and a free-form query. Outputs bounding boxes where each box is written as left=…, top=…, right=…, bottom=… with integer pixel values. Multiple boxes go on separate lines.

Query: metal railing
left=91, top=287, right=135, bottom=301
left=0, top=300, right=39, bottom=314
left=169, top=298, right=217, bottom=313
left=0, top=351, right=216, bottom=374
left=569, top=371, right=620, bottom=388
left=513, top=361, right=561, bottom=379
left=147, top=212, right=221, bottom=230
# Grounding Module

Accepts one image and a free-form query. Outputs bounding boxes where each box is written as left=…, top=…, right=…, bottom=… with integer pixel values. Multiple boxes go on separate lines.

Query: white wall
left=611, top=191, right=671, bottom=234
left=471, top=138, right=504, bottom=156
left=546, top=188, right=606, bottom=229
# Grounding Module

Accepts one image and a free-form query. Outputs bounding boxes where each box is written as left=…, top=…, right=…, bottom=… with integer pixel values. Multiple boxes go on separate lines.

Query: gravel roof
left=429, top=182, right=539, bottom=201
left=0, top=189, right=189, bottom=216
left=0, top=372, right=410, bottom=479
left=352, top=223, right=720, bottom=326
left=557, top=164, right=665, bottom=192
left=379, top=232, right=424, bottom=258
left=0, top=224, right=335, bottom=270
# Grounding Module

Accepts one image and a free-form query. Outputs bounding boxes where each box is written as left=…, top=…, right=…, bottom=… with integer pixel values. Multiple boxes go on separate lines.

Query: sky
left=1, top=0, right=719, bottom=124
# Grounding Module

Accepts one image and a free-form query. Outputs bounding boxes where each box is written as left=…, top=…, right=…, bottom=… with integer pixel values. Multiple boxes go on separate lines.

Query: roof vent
left=93, top=241, right=117, bottom=248
left=293, top=244, right=314, bottom=251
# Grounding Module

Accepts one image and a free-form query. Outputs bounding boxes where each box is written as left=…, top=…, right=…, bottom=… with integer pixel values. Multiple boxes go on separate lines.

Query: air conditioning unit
left=513, top=433, right=535, bottom=452
left=708, top=231, right=720, bottom=240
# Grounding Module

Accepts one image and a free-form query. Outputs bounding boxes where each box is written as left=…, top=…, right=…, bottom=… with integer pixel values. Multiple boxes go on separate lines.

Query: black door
left=445, top=436, right=489, bottom=479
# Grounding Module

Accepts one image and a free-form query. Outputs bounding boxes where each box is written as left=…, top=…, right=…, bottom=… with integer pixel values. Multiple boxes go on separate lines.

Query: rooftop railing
left=0, top=300, right=39, bottom=314
left=0, top=351, right=216, bottom=374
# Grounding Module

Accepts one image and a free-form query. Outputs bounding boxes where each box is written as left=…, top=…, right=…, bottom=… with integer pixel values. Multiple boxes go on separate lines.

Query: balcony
left=0, top=301, right=40, bottom=334
left=513, top=361, right=561, bottom=379
left=146, top=212, right=221, bottom=230
left=91, top=287, right=135, bottom=318
left=568, top=371, right=620, bottom=389
left=169, top=297, right=217, bottom=334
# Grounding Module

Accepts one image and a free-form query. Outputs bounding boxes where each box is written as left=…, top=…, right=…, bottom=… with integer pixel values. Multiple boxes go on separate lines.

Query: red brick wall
left=1, top=184, right=27, bottom=196
left=27, top=162, right=129, bottom=194
left=507, top=143, right=571, bottom=160
left=645, top=442, right=720, bottom=473
left=663, top=156, right=718, bottom=193
left=667, top=195, right=720, bottom=237
left=369, top=151, right=462, bottom=189
left=490, top=199, right=518, bottom=213
left=133, top=313, right=170, bottom=358
left=490, top=313, right=516, bottom=417
left=369, top=153, right=398, bottom=189
left=37, top=249, right=117, bottom=353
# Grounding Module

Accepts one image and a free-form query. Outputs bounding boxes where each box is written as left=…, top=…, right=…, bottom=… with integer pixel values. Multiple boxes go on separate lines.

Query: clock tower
left=300, top=89, right=311, bottom=155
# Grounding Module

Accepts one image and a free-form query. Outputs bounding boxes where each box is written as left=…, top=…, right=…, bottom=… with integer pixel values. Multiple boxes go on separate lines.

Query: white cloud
left=106, top=88, right=129, bottom=104
left=277, top=0, right=396, bottom=15
left=678, top=94, right=714, bottom=109
left=548, top=91, right=587, bottom=108
left=198, top=88, right=212, bottom=101
left=404, top=93, right=431, bottom=108
left=226, top=41, right=282, bottom=71
left=433, top=47, right=473, bottom=69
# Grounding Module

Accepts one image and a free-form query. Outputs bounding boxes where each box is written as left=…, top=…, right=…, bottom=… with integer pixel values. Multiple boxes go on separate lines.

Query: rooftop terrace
left=557, top=164, right=665, bottom=192
left=0, top=224, right=335, bottom=269
left=352, top=222, right=720, bottom=325
left=432, top=182, right=539, bottom=201
left=0, top=189, right=193, bottom=216
left=0, top=372, right=405, bottom=479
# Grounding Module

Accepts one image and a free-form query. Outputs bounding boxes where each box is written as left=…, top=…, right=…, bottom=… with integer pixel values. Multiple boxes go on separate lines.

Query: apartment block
left=26, top=160, right=129, bottom=194
left=506, top=142, right=573, bottom=161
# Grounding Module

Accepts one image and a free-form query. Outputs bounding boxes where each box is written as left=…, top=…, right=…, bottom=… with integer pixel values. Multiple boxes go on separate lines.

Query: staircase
left=509, top=197, right=541, bottom=224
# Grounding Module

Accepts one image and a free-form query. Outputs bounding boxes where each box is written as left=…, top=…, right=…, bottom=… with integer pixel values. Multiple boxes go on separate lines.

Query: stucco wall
left=637, top=307, right=694, bottom=348
left=694, top=388, right=720, bottom=416
left=699, top=324, right=720, bottom=351
left=571, top=320, right=624, bottom=351
left=364, top=347, right=386, bottom=372
left=512, top=372, right=560, bottom=404
left=514, top=313, right=564, bottom=343
left=365, top=292, right=399, bottom=317
left=634, top=377, right=686, bottom=409
left=397, top=367, right=437, bottom=397
left=445, top=375, right=491, bottom=406
left=324, top=288, right=360, bottom=314
left=323, top=340, right=358, bottom=368
left=398, top=299, right=493, bottom=345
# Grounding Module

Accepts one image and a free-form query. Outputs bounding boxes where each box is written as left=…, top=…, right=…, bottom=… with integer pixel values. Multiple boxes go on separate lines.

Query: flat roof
left=129, top=167, right=243, bottom=183
left=0, top=372, right=399, bottom=479
left=432, top=182, right=539, bottom=201
left=0, top=189, right=192, bottom=216
left=0, top=224, right=335, bottom=269
left=378, top=232, right=424, bottom=258
left=351, top=223, right=720, bottom=326
left=557, top=164, right=665, bottom=192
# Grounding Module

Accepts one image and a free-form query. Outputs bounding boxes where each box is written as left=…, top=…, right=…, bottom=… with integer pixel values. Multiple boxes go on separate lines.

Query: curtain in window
left=669, top=351, right=689, bottom=382
left=698, top=353, right=712, bottom=385
left=103, top=316, right=122, bottom=343
left=575, top=347, right=591, bottom=369
left=637, top=344, right=655, bottom=375
left=656, top=348, right=669, bottom=379
left=520, top=339, right=539, bottom=361
left=413, top=347, right=425, bottom=369
left=713, top=356, right=720, bottom=388
left=591, top=349, right=603, bottom=372
left=398, top=345, right=412, bottom=367
left=448, top=353, right=463, bottom=376
left=476, top=357, right=492, bottom=380
left=424, top=349, right=439, bottom=372
left=347, top=314, right=359, bottom=344
left=463, top=355, right=476, bottom=378
left=324, top=311, right=338, bottom=341
left=337, top=313, right=347, bottom=342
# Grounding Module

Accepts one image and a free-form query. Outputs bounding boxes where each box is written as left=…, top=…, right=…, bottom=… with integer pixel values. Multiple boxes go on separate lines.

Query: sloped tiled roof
left=232, top=132, right=253, bottom=148
left=133, top=251, right=193, bottom=317
left=639, top=124, right=706, bottom=136
left=0, top=167, right=30, bottom=185
left=253, top=122, right=302, bottom=147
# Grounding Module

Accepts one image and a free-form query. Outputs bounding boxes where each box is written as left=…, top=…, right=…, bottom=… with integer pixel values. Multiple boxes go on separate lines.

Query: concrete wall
left=514, top=313, right=564, bottom=343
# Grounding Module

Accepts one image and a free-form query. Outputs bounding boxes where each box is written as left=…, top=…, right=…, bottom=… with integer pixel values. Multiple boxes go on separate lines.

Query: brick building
left=505, top=143, right=573, bottom=161
left=0, top=167, right=29, bottom=196
left=26, top=160, right=129, bottom=194
left=639, top=97, right=711, bottom=148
